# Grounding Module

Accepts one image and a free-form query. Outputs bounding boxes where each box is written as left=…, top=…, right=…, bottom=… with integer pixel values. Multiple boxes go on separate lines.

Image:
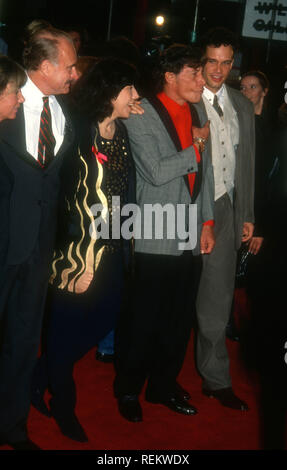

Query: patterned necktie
left=38, top=96, right=56, bottom=167
left=213, top=94, right=224, bottom=119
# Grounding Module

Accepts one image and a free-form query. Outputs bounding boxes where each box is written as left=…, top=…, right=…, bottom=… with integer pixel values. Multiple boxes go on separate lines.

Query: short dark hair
left=155, top=44, right=203, bottom=92
left=0, top=55, right=26, bottom=95
left=71, top=57, right=138, bottom=123
left=200, top=27, right=238, bottom=55
left=240, top=70, right=269, bottom=91
left=23, top=28, right=74, bottom=71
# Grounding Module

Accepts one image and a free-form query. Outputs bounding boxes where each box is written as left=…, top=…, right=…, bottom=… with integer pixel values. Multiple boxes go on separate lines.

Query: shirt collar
left=21, top=75, right=55, bottom=109
left=157, top=91, right=189, bottom=117
left=203, top=84, right=225, bottom=108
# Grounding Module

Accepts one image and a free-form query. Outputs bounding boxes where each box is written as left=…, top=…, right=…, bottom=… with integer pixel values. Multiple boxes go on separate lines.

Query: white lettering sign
left=242, top=0, right=287, bottom=40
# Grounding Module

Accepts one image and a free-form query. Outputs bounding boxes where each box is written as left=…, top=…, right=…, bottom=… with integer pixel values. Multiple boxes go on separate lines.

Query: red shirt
left=157, top=92, right=200, bottom=196
left=157, top=92, right=214, bottom=227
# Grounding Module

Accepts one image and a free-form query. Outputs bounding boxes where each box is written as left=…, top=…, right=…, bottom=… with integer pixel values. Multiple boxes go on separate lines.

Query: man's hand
left=129, top=99, right=144, bottom=115
left=193, top=121, right=210, bottom=152
left=193, top=120, right=210, bottom=141
left=247, top=236, right=264, bottom=255
left=200, top=224, right=215, bottom=254
left=241, top=222, right=254, bottom=243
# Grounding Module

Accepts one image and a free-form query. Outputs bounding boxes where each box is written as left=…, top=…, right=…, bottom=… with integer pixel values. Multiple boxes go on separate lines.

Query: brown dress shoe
left=203, top=387, right=249, bottom=411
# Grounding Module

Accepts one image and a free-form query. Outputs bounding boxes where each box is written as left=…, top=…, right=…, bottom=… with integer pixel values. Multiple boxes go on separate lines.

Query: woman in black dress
left=240, top=70, right=272, bottom=254
left=33, top=58, right=140, bottom=442
left=226, top=71, right=271, bottom=341
left=240, top=72, right=287, bottom=449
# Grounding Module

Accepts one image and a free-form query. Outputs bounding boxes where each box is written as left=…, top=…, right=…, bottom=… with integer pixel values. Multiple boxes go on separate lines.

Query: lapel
left=55, top=95, right=75, bottom=159
left=147, top=95, right=202, bottom=202
left=0, top=105, right=41, bottom=170
left=225, top=86, right=243, bottom=131
left=188, top=104, right=202, bottom=203
left=147, top=95, right=182, bottom=152
left=0, top=97, right=75, bottom=172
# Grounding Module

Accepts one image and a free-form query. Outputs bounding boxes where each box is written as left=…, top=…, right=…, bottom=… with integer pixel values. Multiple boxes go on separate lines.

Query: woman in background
left=240, top=71, right=287, bottom=450
left=226, top=71, right=271, bottom=342
left=240, top=70, right=273, bottom=254
left=0, top=55, right=26, bottom=265
left=0, top=55, right=25, bottom=121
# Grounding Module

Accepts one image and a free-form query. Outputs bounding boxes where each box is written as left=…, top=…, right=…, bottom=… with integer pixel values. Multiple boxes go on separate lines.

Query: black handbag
left=235, top=243, right=252, bottom=286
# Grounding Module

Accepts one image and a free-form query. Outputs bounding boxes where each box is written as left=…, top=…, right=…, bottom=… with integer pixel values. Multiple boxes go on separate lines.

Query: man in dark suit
left=194, top=28, right=255, bottom=410
left=0, top=28, right=77, bottom=450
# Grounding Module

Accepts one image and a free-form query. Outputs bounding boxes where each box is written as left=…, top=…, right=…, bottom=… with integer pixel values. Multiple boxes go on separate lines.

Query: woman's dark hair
left=154, top=44, right=203, bottom=93
left=240, top=70, right=269, bottom=91
left=71, top=57, right=138, bottom=122
left=0, top=55, right=26, bottom=95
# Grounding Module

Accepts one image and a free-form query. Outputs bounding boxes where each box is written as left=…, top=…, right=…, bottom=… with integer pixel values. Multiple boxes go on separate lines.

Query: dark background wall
left=0, top=0, right=286, bottom=112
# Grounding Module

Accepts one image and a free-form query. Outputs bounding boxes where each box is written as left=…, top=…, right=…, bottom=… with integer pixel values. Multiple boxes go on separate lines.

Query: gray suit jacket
left=124, top=97, right=214, bottom=256
left=194, top=86, right=255, bottom=250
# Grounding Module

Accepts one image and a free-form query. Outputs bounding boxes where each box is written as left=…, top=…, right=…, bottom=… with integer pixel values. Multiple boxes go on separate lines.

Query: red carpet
left=0, top=289, right=285, bottom=451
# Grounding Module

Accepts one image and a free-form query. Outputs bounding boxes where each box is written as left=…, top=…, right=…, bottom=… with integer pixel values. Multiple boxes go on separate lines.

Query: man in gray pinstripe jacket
left=114, top=45, right=215, bottom=422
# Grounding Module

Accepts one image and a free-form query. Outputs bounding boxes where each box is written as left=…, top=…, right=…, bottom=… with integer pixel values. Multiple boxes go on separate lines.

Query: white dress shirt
left=21, top=76, right=66, bottom=159
left=203, top=84, right=225, bottom=111
left=203, top=85, right=239, bottom=202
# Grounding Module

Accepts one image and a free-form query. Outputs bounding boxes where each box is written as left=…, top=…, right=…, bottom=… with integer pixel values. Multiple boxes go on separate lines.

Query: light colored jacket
left=194, top=86, right=255, bottom=249
left=124, top=97, right=214, bottom=256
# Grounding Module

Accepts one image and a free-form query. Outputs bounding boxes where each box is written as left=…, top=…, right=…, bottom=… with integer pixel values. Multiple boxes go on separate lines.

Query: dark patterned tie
left=213, top=94, right=224, bottom=119
left=38, top=96, right=56, bottom=167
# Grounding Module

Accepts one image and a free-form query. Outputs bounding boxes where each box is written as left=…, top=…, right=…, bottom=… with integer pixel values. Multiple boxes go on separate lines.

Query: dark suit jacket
left=0, top=97, right=75, bottom=267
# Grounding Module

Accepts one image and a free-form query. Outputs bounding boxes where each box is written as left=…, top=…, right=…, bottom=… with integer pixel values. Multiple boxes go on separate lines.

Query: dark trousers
left=114, top=251, right=201, bottom=399
left=242, top=215, right=287, bottom=449
left=0, top=250, right=50, bottom=442
left=33, top=251, right=124, bottom=414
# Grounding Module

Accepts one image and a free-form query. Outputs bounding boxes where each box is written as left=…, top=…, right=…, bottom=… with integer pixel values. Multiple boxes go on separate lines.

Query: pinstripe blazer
left=194, top=86, right=255, bottom=250
left=124, top=97, right=214, bottom=256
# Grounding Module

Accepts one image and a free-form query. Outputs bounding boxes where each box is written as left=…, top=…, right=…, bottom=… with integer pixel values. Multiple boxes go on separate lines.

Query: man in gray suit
left=194, top=28, right=255, bottom=410
left=114, top=45, right=215, bottom=422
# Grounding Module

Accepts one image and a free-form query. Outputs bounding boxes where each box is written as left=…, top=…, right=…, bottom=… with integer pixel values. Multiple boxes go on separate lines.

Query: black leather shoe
left=7, top=439, right=41, bottom=450
left=31, top=388, right=51, bottom=417
left=175, top=382, right=191, bottom=401
left=118, top=395, right=143, bottom=422
left=226, top=325, right=240, bottom=342
left=146, top=393, right=197, bottom=415
left=203, top=387, right=249, bottom=411
left=95, top=351, right=114, bottom=363
left=50, top=402, right=88, bottom=442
